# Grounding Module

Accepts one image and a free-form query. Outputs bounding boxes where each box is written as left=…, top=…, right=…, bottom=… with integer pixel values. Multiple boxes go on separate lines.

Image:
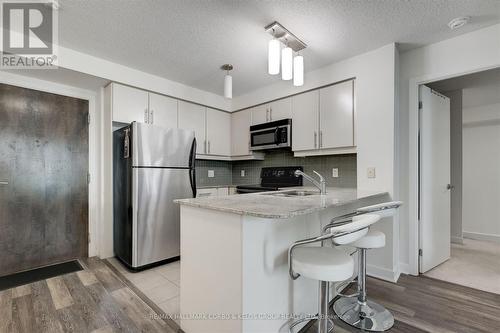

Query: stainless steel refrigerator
left=113, top=122, right=196, bottom=270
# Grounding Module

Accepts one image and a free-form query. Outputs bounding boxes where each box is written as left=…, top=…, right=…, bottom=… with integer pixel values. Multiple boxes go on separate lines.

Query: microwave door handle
left=274, top=127, right=280, bottom=145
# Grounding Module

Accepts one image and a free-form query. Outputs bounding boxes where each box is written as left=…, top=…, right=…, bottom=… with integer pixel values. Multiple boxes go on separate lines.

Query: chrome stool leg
left=333, top=249, right=394, bottom=331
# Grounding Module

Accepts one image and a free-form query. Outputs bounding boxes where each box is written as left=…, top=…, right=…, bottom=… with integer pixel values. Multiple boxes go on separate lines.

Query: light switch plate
left=208, top=170, right=215, bottom=178
left=332, top=168, right=339, bottom=178
left=367, top=167, right=376, bottom=179
left=240, top=170, right=245, bottom=177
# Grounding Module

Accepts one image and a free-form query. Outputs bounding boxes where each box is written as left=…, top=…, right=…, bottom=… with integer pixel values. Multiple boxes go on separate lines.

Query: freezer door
left=132, top=168, right=194, bottom=267
left=132, top=122, right=195, bottom=168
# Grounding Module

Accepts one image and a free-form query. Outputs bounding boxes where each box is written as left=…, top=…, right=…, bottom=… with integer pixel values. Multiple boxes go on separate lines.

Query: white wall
left=233, top=44, right=399, bottom=280
left=462, top=98, right=500, bottom=243
left=398, top=24, right=500, bottom=273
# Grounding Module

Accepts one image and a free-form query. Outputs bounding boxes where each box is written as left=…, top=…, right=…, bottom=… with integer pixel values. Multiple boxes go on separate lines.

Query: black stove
left=236, top=166, right=303, bottom=194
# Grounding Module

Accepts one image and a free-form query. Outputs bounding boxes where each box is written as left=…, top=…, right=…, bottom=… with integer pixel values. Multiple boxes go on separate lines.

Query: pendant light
left=281, top=43, right=293, bottom=81
left=221, top=64, right=233, bottom=99
left=293, top=54, right=304, bottom=86
left=268, top=38, right=280, bottom=75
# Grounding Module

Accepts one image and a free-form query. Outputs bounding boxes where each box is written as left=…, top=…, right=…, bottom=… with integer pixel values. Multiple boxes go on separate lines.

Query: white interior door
left=419, top=85, right=451, bottom=273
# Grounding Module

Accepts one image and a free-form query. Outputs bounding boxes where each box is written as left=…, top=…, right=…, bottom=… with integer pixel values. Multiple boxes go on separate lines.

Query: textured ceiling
left=57, top=0, right=500, bottom=97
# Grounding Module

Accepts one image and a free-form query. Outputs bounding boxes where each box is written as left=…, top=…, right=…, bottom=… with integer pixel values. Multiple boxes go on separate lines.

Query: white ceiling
left=57, top=0, right=500, bottom=97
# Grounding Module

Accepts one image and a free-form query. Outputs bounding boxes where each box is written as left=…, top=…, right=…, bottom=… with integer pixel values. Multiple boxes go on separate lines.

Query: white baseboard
left=367, top=264, right=399, bottom=283
left=399, top=262, right=410, bottom=275
left=463, top=231, right=500, bottom=244
left=451, top=236, right=464, bottom=244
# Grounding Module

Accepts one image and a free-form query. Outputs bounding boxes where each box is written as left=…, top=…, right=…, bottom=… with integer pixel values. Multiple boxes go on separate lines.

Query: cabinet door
left=178, top=101, right=206, bottom=153
left=250, top=104, right=269, bottom=125
left=149, top=93, right=177, bottom=128
left=292, top=91, right=319, bottom=151
left=112, top=83, right=149, bottom=123
left=269, top=98, right=292, bottom=121
left=216, top=187, right=229, bottom=196
left=206, top=108, right=231, bottom=156
left=319, top=80, right=354, bottom=149
left=231, top=109, right=251, bottom=156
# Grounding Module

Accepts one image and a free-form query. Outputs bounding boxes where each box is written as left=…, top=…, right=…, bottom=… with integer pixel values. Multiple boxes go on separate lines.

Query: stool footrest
left=335, top=277, right=358, bottom=298
left=289, top=316, right=334, bottom=333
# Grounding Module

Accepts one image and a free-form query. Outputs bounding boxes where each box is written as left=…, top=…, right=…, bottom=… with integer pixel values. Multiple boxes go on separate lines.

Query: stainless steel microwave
left=250, top=119, right=292, bottom=150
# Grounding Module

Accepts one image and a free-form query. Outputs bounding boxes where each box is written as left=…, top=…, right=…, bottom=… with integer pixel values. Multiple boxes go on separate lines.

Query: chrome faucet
left=294, top=170, right=327, bottom=195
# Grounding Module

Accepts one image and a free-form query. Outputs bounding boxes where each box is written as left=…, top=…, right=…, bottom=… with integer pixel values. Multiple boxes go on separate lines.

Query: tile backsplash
left=196, top=150, right=357, bottom=188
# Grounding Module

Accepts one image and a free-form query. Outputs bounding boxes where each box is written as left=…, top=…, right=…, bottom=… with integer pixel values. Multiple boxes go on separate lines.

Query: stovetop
left=236, top=166, right=303, bottom=193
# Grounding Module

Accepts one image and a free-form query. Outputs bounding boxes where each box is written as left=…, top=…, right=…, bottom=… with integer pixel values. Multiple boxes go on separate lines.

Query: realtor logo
left=1, top=0, right=58, bottom=68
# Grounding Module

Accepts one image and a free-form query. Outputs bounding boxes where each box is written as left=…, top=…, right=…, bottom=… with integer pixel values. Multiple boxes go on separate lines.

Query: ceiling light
left=293, top=55, right=304, bottom=86
left=281, top=46, right=293, bottom=81
left=221, top=64, right=233, bottom=99
left=268, top=39, right=280, bottom=75
left=448, top=16, right=470, bottom=30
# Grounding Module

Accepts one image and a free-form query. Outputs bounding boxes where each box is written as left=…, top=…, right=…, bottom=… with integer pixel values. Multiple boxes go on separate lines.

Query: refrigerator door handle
left=189, top=138, right=197, bottom=197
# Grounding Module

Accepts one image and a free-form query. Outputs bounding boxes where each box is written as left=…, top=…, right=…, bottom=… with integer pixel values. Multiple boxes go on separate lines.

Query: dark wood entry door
left=0, top=83, right=89, bottom=276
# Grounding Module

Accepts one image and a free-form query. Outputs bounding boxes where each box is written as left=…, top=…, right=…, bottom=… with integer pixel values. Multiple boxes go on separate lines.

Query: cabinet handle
left=204, top=140, right=207, bottom=154
left=208, top=141, right=211, bottom=154
left=270, top=108, right=273, bottom=121
left=314, top=131, right=317, bottom=148
left=266, top=109, right=269, bottom=122
left=0, top=180, right=8, bottom=186
left=144, top=109, right=149, bottom=123
left=150, top=110, right=154, bottom=124
left=319, top=131, right=323, bottom=148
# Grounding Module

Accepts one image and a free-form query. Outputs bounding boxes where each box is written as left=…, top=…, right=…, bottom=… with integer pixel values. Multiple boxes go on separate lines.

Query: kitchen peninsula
left=175, top=188, right=390, bottom=333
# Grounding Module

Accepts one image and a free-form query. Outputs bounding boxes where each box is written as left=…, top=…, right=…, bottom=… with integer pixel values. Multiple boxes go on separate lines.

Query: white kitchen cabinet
left=250, top=104, right=268, bottom=125
left=196, top=188, right=218, bottom=197
left=206, top=108, right=231, bottom=156
left=178, top=101, right=207, bottom=153
left=111, top=83, right=149, bottom=124
left=269, top=98, right=292, bottom=121
left=319, top=80, right=354, bottom=149
left=231, top=109, right=252, bottom=156
left=148, top=93, right=178, bottom=128
left=292, top=90, right=319, bottom=151
left=216, top=187, right=229, bottom=196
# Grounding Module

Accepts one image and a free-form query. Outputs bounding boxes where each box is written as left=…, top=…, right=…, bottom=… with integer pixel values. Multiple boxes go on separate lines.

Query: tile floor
left=107, top=258, right=181, bottom=325
left=424, top=238, right=500, bottom=294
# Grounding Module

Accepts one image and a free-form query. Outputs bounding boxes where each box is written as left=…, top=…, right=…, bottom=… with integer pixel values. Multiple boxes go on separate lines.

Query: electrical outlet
left=240, top=170, right=245, bottom=177
left=367, top=167, right=376, bottom=179
left=208, top=170, right=215, bottom=178
left=332, top=168, right=339, bottom=178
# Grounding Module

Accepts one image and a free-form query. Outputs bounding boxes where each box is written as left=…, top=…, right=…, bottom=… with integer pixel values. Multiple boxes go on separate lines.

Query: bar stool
left=332, top=201, right=402, bottom=332
left=288, top=214, right=381, bottom=333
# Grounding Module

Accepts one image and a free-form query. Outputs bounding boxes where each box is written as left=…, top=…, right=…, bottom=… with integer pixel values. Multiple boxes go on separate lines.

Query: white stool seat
left=292, top=247, right=353, bottom=282
left=351, top=230, right=385, bottom=249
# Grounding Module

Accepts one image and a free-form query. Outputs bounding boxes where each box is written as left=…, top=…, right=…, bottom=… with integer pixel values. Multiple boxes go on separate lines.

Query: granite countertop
left=175, top=187, right=388, bottom=219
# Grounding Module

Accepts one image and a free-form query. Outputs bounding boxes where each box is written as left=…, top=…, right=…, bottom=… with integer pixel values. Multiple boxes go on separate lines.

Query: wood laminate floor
left=1, top=257, right=499, bottom=333
left=0, top=257, right=177, bottom=333
left=305, top=274, right=500, bottom=333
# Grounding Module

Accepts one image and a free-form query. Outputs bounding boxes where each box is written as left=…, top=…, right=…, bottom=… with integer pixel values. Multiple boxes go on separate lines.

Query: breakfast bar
left=175, top=188, right=391, bottom=333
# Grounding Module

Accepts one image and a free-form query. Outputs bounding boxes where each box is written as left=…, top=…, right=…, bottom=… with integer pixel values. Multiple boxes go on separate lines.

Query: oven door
left=250, top=125, right=290, bottom=150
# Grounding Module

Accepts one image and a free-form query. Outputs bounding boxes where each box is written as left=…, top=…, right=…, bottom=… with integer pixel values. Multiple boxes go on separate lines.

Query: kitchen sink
left=262, top=190, right=319, bottom=197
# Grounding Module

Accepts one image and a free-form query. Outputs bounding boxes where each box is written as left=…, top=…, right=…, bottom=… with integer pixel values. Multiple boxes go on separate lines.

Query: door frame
left=0, top=71, right=100, bottom=257
left=407, top=65, right=500, bottom=275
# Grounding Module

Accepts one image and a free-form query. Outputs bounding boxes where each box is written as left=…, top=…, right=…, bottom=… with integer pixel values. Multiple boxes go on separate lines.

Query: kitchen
left=0, top=1, right=499, bottom=333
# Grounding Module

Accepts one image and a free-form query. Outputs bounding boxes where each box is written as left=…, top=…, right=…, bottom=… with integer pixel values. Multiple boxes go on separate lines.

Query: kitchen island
left=175, top=188, right=390, bottom=333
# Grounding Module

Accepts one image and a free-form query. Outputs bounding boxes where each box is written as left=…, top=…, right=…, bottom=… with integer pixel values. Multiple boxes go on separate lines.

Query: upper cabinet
left=206, top=108, right=231, bottom=156
left=250, top=98, right=292, bottom=125
left=292, top=90, right=319, bottom=151
left=149, top=93, right=178, bottom=128
left=111, top=83, right=149, bottom=124
left=231, top=109, right=252, bottom=156
left=319, top=80, right=354, bottom=149
left=178, top=101, right=206, bottom=153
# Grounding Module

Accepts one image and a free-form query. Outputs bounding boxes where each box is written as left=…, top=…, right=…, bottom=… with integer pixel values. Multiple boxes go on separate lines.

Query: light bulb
left=293, top=55, right=304, bottom=86
left=224, top=74, right=232, bottom=99
left=281, top=47, right=292, bottom=80
left=268, top=39, right=280, bottom=75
